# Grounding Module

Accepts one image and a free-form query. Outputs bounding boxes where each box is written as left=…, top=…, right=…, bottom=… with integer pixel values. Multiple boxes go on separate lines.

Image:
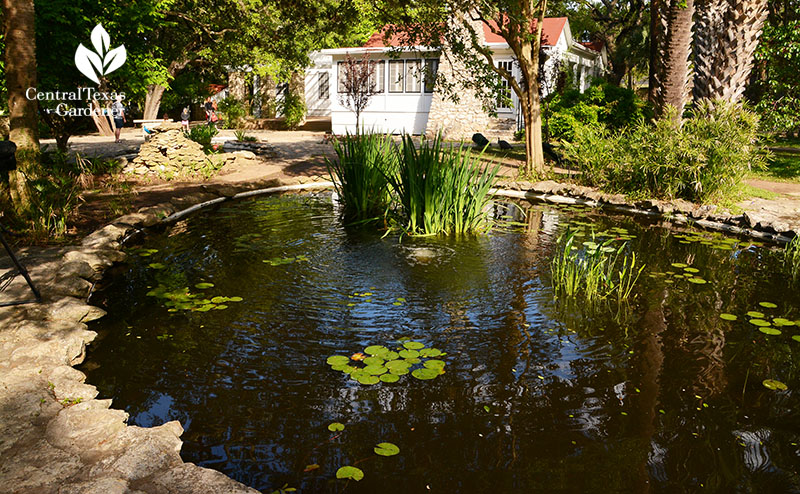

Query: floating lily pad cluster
left=344, top=289, right=406, bottom=308
left=672, top=231, right=762, bottom=251
left=146, top=282, right=243, bottom=312
left=263, top=254, right=310, bottom=266
left=649, top=262, right=708, bottom=285
left=719, top=302, right=800, bottom=340
left=563, top=221, right=637, bottom=244
left=135, top=248, right=160, bottom=257
left=327, top=340, right=447, bottom=385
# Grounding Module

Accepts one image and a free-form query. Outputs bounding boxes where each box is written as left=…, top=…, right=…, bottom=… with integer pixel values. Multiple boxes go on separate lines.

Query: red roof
left=362, top=17, right=567, bottom=49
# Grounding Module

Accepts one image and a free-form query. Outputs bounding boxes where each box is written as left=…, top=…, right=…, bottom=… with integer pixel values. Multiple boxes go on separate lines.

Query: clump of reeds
left=786, top=235, right=800, bottom=281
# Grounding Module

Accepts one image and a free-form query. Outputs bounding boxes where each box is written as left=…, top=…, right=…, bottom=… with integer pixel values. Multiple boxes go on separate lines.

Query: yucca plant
left=325, top=132, right=396, bottom=222
left=387, top=134, right=499, bottom=236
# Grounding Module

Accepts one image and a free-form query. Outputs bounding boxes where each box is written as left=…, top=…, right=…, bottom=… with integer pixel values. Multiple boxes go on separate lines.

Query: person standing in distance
left=112, top=97, right=126, bottom=143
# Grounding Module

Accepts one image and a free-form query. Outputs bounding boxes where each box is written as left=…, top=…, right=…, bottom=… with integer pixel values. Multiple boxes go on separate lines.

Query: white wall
left=306, top=53, right=332, bottom=116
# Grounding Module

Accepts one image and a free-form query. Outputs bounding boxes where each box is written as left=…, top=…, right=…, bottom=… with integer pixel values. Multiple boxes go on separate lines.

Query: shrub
left=326, top=132, right=396, bottom=222
left=545, top=80, right=651, bottom=141
left=188, top=124, right=219, bottom=151
left=25, top=150, right=81, bottom=240
left=233, top=129, right=257, bottom=142
left=216, top=96, right=247, bottom=129
left=280, top=91, right=306, bottom=130
left=386, top=134, right=500, bottom=236
left=561, top=101, right=767, bottom=203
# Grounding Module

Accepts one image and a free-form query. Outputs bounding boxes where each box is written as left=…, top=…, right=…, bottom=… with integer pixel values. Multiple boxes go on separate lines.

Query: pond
left=81, top=193, right=800, bottom=493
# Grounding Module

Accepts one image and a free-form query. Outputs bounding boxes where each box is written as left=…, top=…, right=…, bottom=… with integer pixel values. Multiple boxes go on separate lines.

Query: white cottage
left=307, top=17, right=607, bottom=138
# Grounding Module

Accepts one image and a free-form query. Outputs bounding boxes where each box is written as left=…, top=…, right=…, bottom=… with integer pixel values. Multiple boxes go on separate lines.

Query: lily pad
left=380, top=373, right=400, bottom=383
left=773, top=318, right=795, bottom=326
left=403, top=341, right=425, bottom=350
left=363, top=365, right=387, bottom=375
left=683, top=267, right=700, bottom=273
left=228, top=296, right=243, bottom=302
left=412, top=368, right=440, bottom=380
left=211, top=296, right=227, bottom=303
left=148, top=263, right=166, bottom=270
left=671, top=263, right=688, bottom=268
left=363, top=356, right=385, bottom=366
left=328, top=422, right=345, bottom=432
left=327, top=356, right=351, bottom=366
left=687, top=278, right=707, bottom=284
left=792, top=335, right=800, bottom=343
left=357, top=375, right=380, bottom=385
left=404, top=357, right=421, bottom=364
left=719, top=313, right=738, bottom=321
left=746, top=311, right=765, bottom=318
left=336, top=466, right=364, bottom=481
left=365, top=345, right=389, bottom=356
left=759, top=327, right=782, bottom=335
left=195, top=282, right=214, bottom=289
left=382, top=351, right=399, bottom=361
left=386, top=360, right=411, bottom=370
left=762, top=379, right=788, bottom=391
left=423, top=359, right=446, bottom=370
left=749, top=319, right=771, bottom=327
left=389, top=367, right=409, bottom=376
left=374, top=442, right=400, bottom=456
left=759, top=301, right=778, bottom=309
left=398, top=350, right=420, bottom=359
left=419, top=348, right=443, bottom=357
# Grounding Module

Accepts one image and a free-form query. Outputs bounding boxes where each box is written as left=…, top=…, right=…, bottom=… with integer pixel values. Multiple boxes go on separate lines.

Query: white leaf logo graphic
left=75, top=24, right=127, bottom=84
left=75, top=44, right=101, bottom=84
left=91, top=24, right=110, bottom=55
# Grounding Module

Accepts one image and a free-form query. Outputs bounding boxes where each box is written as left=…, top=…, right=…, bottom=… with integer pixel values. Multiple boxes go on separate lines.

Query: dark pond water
left=81, top=193, right=800, bottom=493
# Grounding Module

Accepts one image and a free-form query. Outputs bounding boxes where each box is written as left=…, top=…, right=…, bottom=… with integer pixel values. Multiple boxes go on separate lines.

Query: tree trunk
left=654, top=0, right=695, bottom=121
left=693, top=0, right=769, bottom=103
left=144, top=84, right=166, bottom=120
left=3, top=0, right=40, bottom=213
left=522, top=93, right=545, bottom=177
left=649, top=0, right=665, bottom=106
left=90, top=99, right=114, bottom=136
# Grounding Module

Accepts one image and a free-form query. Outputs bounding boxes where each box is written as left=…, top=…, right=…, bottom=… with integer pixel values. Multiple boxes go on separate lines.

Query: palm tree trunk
left=693, top=0, right=769, bottom=103
left=3, top=0, right=40, bottom=213
left=653, top=0, right=696, bottom=121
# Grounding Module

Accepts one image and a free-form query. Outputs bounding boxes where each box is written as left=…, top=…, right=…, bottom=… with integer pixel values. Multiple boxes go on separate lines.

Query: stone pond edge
left=3, top=177, right=796, bottom=493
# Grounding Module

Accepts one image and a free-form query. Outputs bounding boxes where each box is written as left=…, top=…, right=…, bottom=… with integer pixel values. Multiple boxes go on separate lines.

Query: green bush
left=188, top=124, right=219, bottom=151
left=545, top=80, right=651, bottom=141
left=562, top=101, right=766, bottom=202
left=216, top=96, right=247, bottom=129
left=326, top=132, right=396, bottom=222
left=26, top=150, right=80, bottom=239
left=280, top=91, right=306, bottom=130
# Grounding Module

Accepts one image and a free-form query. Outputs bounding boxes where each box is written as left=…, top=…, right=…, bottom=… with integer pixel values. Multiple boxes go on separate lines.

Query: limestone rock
left=128, top=124, right=210, bottom=179
left=45, top=297, right=107, bottom=323
left=58, top=477, right=131, bottom=494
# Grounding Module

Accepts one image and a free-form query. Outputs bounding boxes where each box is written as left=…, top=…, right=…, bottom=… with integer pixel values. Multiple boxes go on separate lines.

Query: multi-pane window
left=370, top=61, right=385, bottom=93
left=337, top=62, right=347, bottom=93
left=424, top=59, right=438, bottom=93
left=405, top=59, right=422, bottom=92
left=389, top=60, right=405, bottom=93
left=319, top=72, right=329, bottom=100
left=496, top=60, right=514, bottom=110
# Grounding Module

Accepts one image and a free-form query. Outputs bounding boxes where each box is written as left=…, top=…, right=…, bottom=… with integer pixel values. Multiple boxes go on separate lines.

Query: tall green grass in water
left=325, top=133, right=396, bottom=221
left=551, top=231, right=644, bottom=304
left=387, top=134, right=500, bottom=236
left=786, top=236, right=800, bottom=281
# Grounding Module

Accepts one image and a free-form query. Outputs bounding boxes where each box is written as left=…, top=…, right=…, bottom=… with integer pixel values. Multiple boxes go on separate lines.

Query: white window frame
left=495, top=59, right=515, bottom=111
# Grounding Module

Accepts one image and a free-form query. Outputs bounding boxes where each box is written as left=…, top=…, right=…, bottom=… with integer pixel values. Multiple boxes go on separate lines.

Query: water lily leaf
left=749, top=319, right=771, bottom=327
left=327, top=356, right=350, bottom=366
left=397, top=297, right=406, bottom=302
left=382, top=351, right=399, bottom=361
left=392, top=302, right=402, bottom=306
left=304, top=464, right=320, bottom=472
left=357, top=375, right=380, bottom=385
left=342, top=366, right=357, bottom=374
left=762, top=379, right=788, bottom=391
left=405, top=357, right=421, bottom=364
left=365, top=345, right=389, bottom=356
left=380, top=373, right=400, bottom=383
left=746, top=311, right=765, bottom=318
left=386, top=360, right=411, bottom=370
left=350, top=370, right=368, bottom=381
left=148, top=263, right=166, bottom=270
left=759, top=327, right=782, bottom=335
left=331, top=364, right=350, bottom=371
left=759, top=302, right=778, bottom=309
left=412, top=368, right=439, bottom=380
left=403, top=341, right=425, bottom=350
left=389, top=367, right=409, bottom=376
left=792, top=335, right=800, bottom=343
left=374, top=442, right=400, bottom=456
left=211, top=296, right=227, bottom=303
left=687, top=278, right=707, bottom=284
left=336, top=466, right=364, bottom=481
left=683, top=267, right=700, bottom=273
left=363, top=365, right=387, bottom=375
left=671, top=263, right=688, bottom=268
left=196, top=305, right=214, bottom=312
left=423, top=359, right=446, bottom=370
left=773, top=318, right=794, bottom=326
left=363, top=356, right=385, bottom=366
left=328, top=422, right=345, bottom=432
left=398, top=350, right=419, bottom=359
left=719, top=313, right=737, bottom=321
left=419, top=348, right=443, bottom=357
left=228, top=296, right=243, bottom=302
left=214, top=304, right=228, bottom=310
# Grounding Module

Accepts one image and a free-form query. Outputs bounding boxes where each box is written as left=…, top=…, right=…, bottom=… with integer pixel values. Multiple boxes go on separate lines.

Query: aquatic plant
left=785, top=235, right=800, bottom=281
left=325, top=132, right=396, bottom=222
left=550, top=231, right=644, bottom=304
left=327, top=339, right=446, bottom=385
left=387, top=134, right=499, bottom=236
